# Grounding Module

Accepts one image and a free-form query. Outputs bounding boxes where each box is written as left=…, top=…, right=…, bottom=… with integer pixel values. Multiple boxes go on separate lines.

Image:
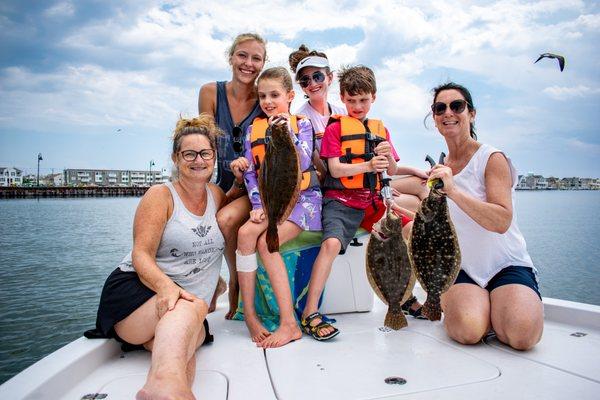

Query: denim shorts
left=454, top=266, right=541, bottom=300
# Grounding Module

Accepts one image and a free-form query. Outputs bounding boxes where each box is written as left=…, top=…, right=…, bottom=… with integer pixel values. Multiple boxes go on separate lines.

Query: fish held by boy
left=366, top=209, right=416, bottom=330
left=259, top=119, right=302, bottom=253
left=408, top=154, right=461, bottom=321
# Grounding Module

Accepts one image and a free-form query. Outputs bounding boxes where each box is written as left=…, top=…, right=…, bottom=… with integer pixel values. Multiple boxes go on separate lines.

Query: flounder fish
left=366, top=209, right=416, bottom=330
left=408, top=156, right=461, bottom=321
left=258, top=120, right=301, bottom=253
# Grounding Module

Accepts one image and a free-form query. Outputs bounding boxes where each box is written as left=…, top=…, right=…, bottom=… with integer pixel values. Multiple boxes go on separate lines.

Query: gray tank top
left=214, top=81, right=263, bottom=189
left=118, top=182, right=225, bottom=303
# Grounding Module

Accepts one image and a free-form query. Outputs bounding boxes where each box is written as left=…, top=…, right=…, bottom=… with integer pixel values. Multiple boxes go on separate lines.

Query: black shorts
left=454, top=266, right=541, bottom=300
left=321, top=198, right=364, bottom=252
left=92, top=268, right=213, bottom=347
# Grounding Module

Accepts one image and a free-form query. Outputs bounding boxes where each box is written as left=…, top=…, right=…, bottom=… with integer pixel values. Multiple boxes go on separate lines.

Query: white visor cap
left=295, top=56, right=330, bottom=79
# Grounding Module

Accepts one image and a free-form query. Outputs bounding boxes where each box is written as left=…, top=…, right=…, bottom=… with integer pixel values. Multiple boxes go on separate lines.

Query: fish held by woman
left=408, top=154, right=461, bottom=321
left=366, top=209, right=416, bottom=330
left=258, top=119, right=302, bottom=252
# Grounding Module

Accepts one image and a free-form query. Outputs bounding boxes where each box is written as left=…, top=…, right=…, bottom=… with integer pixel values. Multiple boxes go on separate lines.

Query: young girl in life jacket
left=231, top=67, right=322, bottom=348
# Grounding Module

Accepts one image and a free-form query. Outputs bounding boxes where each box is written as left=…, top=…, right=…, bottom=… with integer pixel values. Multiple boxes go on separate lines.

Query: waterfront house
left=64, top=168, right=168, bottom=187
left=43, top=173, right=64, bottom=186
left=0, top=167, right=23, bottom=187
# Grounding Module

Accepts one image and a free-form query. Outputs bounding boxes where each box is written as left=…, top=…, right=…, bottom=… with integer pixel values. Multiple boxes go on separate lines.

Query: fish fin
left=422, top=297, right=442, bottom=321
left=385, top=310, right=408, bottom=330
left=266, top=222, right=279, bottom=253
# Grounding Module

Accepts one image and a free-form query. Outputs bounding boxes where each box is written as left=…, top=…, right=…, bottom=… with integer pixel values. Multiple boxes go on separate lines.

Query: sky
left=1, top=0, right=599, bottom=178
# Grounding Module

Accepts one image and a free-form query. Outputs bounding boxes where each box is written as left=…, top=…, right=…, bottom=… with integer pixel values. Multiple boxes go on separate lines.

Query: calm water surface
left=0, top=191, right=599, bottom=383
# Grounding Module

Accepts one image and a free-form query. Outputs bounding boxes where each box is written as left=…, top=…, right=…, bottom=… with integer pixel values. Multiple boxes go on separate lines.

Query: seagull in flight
left=534, top=53, right=565, bottom=72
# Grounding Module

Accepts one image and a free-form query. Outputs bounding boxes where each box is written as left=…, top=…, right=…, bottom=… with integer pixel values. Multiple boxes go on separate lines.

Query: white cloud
left=567, top=138, right=600, bottom=153
left=543, top=85, right=600, bottom=99
left=44, top=1, right=75, bottom=18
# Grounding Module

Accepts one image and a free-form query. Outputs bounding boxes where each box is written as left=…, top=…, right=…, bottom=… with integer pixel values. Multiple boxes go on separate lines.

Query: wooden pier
left=0, top=186, right=149, bottom=199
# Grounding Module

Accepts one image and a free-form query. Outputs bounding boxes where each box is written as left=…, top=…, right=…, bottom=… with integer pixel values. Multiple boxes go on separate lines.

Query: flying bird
left=534, top=53, right=565, bottom=72
left=116, top=128, right=122, bottom=133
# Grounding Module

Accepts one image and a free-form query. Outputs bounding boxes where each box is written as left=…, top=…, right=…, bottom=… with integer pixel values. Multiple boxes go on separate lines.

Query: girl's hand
left=428, top=164, right=457, bottom=196
left=230, top=157, right=250, bottom=181
left=314, top=130, right=325, bottom=139
left=250, top=208, right=265, bottom=223
left=268, top=113, right=289, bottom=126
left=155, top=281, right=195, bottom=318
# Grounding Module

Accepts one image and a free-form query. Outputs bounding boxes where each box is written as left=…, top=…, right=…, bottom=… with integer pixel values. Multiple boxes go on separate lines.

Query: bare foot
left=258, top=322, right=301, bottom=348
left=225, top=279, right=239, bottom=319
left=208, top=276, right=227, bottom=313
left=136, top=374, right=195, bottom=400
left=244, top=314, right=271, bottom=342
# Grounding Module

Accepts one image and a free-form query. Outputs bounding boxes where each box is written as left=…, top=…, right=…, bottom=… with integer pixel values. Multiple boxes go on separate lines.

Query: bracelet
left=235, top=181, right=245, bottom=190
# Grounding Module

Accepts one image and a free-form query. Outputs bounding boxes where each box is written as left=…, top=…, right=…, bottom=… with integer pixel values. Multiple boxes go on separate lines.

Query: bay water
left=0, top=191, right=599, bottom=384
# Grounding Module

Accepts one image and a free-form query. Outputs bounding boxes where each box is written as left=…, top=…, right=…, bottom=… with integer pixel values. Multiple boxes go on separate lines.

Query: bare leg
left=441, top=283, right=491, bottom=344
left=216, top=196, right=251, bottom=318
left=116, top=296, right=208, bottom=400
left=490, top=284, right=543, bottom=350
left=301, top=237, right=342, bottom=337
left=257, top=222, right=304, bottom=348
left=237, top=219, right=270, bottom=342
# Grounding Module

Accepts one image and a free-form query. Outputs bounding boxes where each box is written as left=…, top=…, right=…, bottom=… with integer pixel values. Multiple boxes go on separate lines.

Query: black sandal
left=401, top=295, right=428, bottom=320
left=301, top=312, right=340, bottom=341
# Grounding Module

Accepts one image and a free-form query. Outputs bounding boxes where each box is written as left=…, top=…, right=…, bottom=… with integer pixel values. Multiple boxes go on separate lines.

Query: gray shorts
left=321, top=198, right=364, bottom=252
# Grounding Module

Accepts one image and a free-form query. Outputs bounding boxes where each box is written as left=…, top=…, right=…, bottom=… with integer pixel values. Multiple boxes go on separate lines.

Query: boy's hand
left=250, top=208, right=265, bottom=223
left=369, top=155, right=389, bottom=173
left=230, top=157, right=250, bottom=181
left=374, top=141, right=392, bottom=158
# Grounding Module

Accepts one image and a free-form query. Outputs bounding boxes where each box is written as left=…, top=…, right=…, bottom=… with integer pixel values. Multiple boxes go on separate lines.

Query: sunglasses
left=431, top=99, right=469, bottom=116
left=180, top=149, right=215, bottom=161
left=232, top=125, right=244, bottom=155
left=298, top=71, right=326, bottom=88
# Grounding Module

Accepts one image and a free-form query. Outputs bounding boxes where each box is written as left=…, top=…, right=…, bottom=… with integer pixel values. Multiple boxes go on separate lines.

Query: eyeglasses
left=232, top=125, right=244, bottom=155
left=298, top=71, right=326, bottom=88
left=431, top=99, right=469, bottom=116
left=180, top=149, right=215, bottom=161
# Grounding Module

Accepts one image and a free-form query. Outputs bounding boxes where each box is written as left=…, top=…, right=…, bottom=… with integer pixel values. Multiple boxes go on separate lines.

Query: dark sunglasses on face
left=232, top=125, right=244, bottom=154
left=431, top=99, right=469, bottom=116
left=298, top=71, right=326, bottom=88
left=180, top=149, right=215, bottom=161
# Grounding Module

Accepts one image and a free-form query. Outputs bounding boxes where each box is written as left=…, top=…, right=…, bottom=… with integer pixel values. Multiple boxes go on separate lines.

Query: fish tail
left=384, top=310, right=408, bottom=330
left=266, top=222, right=279, bottom=253
left=422, top=296, right=442, bottom=321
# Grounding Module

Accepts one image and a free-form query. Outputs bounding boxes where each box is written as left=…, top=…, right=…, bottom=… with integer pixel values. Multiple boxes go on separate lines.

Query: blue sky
left=1, top=0, right=599, bottom=178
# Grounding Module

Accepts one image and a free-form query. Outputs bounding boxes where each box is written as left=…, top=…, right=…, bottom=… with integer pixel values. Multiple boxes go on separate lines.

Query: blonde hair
left=172, top=114, right=223, bottom=155
left=288, top=44, right=329, bottom=74
left=227, top=32, right=267, bottom=60
left=338, top=65, right=377, bottom=96
left=257, top=67, right=293, bottom=92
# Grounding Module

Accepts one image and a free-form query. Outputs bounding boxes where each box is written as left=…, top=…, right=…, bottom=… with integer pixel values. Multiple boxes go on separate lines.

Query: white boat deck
left=2, top=289, right=599, bottom=400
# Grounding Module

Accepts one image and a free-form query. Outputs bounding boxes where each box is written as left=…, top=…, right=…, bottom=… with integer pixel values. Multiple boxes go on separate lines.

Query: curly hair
left=172, top=113, right=223, bottom=155
left=288, top=44, right=330, bottom=74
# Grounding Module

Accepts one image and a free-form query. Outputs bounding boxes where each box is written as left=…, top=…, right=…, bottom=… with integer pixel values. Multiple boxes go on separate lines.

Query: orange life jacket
left=249, top=116, right=319, bottom=191
left=323, top=115, right=387, bottom=191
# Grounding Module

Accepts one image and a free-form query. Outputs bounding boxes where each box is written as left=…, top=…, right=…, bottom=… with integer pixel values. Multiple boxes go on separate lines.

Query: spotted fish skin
left=258, top=122, right=301, bottom=253
left=366, top=210, right=416, bottom=330
left=408, top=190, right=461, bottom=321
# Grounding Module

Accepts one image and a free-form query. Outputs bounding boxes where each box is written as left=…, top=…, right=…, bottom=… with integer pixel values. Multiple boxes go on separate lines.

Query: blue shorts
left=454, top=266, right=541, bottom=300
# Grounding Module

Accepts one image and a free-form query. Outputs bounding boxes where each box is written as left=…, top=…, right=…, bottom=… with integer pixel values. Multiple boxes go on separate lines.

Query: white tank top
left=118, top=181, right=225, bottom=303
left=447, top=144, right=535, bottom=287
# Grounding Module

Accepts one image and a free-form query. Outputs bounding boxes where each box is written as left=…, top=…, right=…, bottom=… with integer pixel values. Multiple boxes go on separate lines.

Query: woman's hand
left=155, top=281, right=196, bottom=318
left=230, top=157, right=250, bottom=182
left=250, top=208, right=265, bottom=223
left=428, top=164, right=457, bottom=196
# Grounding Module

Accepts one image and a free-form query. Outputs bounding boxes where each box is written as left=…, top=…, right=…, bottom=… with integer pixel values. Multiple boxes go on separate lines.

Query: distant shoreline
left=0, top=186, right=149, bottom=199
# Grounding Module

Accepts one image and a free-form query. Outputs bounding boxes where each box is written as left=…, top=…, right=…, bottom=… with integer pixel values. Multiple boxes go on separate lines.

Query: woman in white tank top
left=91, top=115, right=237, bottom=399
left=426, top=83, right=543, bottom=351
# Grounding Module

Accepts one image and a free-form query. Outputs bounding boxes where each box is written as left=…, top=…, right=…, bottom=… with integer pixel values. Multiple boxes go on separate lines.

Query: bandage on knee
left=236, top=250, right=258, bottom=272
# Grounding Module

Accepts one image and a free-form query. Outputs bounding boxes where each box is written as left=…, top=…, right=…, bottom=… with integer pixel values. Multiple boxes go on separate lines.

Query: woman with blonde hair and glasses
left=199, top=33, right=267, bottom=318
left=90, top=115, right=233, bottom=399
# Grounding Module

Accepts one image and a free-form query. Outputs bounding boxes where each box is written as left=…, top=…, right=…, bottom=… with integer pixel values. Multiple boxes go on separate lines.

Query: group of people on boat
left=89, top=33, right=544, bottom=399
